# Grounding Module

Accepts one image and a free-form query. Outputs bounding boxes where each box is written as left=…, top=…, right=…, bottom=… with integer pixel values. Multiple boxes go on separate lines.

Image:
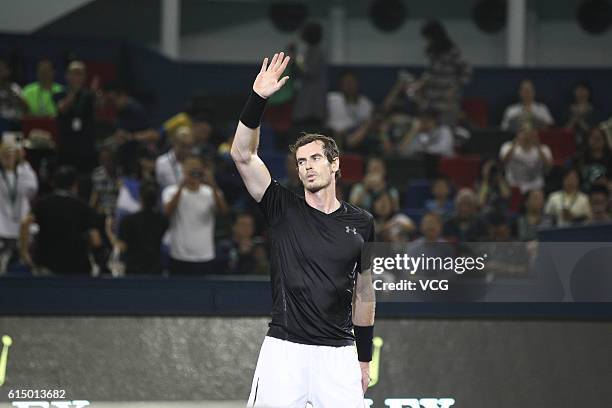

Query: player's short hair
left=289, top=133, right=341, bottom=180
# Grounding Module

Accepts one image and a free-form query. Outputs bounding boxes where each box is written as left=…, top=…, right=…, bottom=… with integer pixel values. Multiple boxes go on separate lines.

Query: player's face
left=295, top=141, right=338, bottom=193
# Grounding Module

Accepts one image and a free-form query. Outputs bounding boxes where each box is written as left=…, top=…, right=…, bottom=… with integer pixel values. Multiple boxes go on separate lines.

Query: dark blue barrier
left=0, top=276, right=610, bottom=319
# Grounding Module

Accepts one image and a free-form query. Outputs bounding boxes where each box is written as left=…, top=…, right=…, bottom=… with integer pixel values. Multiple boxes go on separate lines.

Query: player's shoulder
left=342, top=201, right=374, bottom=224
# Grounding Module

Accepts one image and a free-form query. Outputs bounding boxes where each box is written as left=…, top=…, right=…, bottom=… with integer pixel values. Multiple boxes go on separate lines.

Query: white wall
left=0, top=0, right=94, bottom=33
left=178, top=16, right=612, bottom=67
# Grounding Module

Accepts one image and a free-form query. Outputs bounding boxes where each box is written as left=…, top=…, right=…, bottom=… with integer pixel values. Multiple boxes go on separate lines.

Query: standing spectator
left=90, top=145, right=119, bottom=216
left=443, top=188, right=487, bottom=242
left=217, top=212, right=269, bottom=275
left=575, top=127, right=612, bottom=192
left=515, top=189, right=553, bottom=241
left=501, top=80, right=554, bottom=132
left=22, top=59, right=64, bottom=117
left=155, top=126, right=195, bottom=190
left=564, top=82, right=596, bottom=145
left=0, top=143, right=37, bottom=273
left=109, top=181, right=169, bottom=275
left=292, top=21, right=328, bottom=131
left=162, top=92, right=214, bottom=156
left=588, top=185, right=611, bottom=224
left=476, top=159, right=511, bottom=214
left=349, top=157, right=399, bottom=213
left=162, top=156, right=228, bottom=276
left=326, top=70, right=374, bottom=138
left=545, top=167, right=592, bottom=227
left=416, top=20, right=471, bottom=126
left=371, top=189, right=415, bottom=242
left=55, top=61, right=97, bottom=174
left=0, top=59, right=27, bottom=130
left=424, top=177, right=454, bottom=219
left=19, top=166, right=101, bottom=275
left=500, top=122, right=553, bottom=193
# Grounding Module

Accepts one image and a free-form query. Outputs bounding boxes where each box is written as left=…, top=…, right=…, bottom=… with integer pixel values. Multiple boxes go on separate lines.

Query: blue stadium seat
left=404, top=179, right=431, bottom=208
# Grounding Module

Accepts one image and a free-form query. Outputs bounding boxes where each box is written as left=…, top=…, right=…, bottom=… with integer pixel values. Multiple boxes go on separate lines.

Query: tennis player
left=231, top=52, right=376, bottom=408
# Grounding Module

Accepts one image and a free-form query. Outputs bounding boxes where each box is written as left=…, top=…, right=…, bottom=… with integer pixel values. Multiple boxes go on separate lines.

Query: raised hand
left=253, top=52, right=290, bottom=99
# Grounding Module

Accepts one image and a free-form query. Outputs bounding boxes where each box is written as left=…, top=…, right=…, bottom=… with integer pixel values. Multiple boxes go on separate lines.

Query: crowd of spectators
left=0, top=19, right=611, bottom=277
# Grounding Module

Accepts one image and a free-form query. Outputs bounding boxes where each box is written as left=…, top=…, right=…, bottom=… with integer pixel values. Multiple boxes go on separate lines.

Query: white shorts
left=246, top=336, right=365, bottom=408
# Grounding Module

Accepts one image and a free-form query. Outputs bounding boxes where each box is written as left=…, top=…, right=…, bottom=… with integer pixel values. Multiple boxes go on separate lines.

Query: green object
left=0, top=335, right=12, bottom=386
left=22, top=82, right=64, bottom=116
left=369, top=336, right=384, bottom=388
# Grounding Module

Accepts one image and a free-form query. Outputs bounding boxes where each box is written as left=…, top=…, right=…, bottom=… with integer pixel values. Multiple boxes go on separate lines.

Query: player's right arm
left=231, top=52, right=290, bottom=203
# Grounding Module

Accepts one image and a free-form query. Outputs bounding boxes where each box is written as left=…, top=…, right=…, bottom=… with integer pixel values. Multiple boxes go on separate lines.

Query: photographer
left=476, top=159, right=511, bottom=215
left=162, top=155, right=228, bottom=276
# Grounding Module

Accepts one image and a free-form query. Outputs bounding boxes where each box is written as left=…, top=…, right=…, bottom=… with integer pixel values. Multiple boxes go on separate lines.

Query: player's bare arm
left=231, top=52, right=290, bottom=202
left=353, top=266, right=376, bottom=394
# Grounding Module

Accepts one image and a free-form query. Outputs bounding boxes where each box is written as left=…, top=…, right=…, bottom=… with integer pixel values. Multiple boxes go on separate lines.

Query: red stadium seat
left=438, top=155, right=481, bottom=188
left=462, top=97, right=489, bottom=128
left=538, top=128, right=576, bottom=167
left=339, top=154, right=364, bottom=183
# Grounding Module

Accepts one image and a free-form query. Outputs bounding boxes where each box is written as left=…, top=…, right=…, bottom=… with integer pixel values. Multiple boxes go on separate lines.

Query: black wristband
left=354, top=325, right=374, bottom=362
left=239, top=90, right=268, bottom=129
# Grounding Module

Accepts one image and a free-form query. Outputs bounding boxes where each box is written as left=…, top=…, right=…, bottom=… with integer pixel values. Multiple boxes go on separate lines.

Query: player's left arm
left=353, top=266, right=376, bottom=394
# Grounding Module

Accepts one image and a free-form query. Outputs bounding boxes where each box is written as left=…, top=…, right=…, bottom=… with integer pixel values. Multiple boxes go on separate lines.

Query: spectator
left=326, top=70, right=374, bottom=137
left=109, top=181, right=169, bottom=275
left=217, top=212, right=269, bottom=275
left=0, top=143, right=37, bottom=273
left=485, top=211, right=514, bottom=241
left=424, top=177, right=454, bottom=219
left=371, top=189, right=415, bottom=242
left=575, top=127, right=612, bottom=192
left=162, top=92, right=214, bottom=155
left=349, top=157, right=399, bottom=213
left=564, top=82, right=596, bottom=145
left=415, top=212, right=446, bottom=243
left=443, top=188, right=487, bottom=242
left=588, top=185, right=611, bottom=224
left=0, top=59, right=27, bottom=130
left=545, top=167, right=592, bottom=227
left=480, top=212, right=529, bottom=276
left=396, top=109, right=454, bottom=157
left=55, top=61, right=97, bottom=174
left=19, top=166, right=101, bottom=275
left=162, top=155, right=228, bottom=276
left=343, top=110, right=386, bottom=155
left=155, top=126, right=195, bottom=190
left=115, top=145, right=157, bottom=225
left=500, top=121, right=553, bottom=193
left=515, top=189, right=553, bottom=241
left=22, top=59, right=64, bottom=117
left=406, top=213, right=453, bottom=276
left=292, top=21, right=328, bottom=131
left=90, top=145, right=119, bottom=216
left=501, top=80, right=554, bottom=132
left=416, top=20, right=471, bottom=126
left=476, top=159, right=511, bottom=214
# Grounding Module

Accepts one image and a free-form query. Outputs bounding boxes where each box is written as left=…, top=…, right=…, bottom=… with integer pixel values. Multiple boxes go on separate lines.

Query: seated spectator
left=545, top=167, right=592, bottom=227
left=500, top=121, right=553, bottom=193
left=55, top=61, right=97, bottom=174
left=395, top=109, right=454, bottom=157
left=0, top=143, right=37, bottom=273
left=0, top=59, right=27, bottom=130
left=424, top=177, right=454, bottom=219
left=155, top=126, right=195, bottom=190
left=575, top=127, right=612, bottom=192
left=19, top=166, right=102, bottom=275
left=515, top=189, right=553, bottom=241
left=480, top=212, right=529, bottom=276
left=162, top=92, right=214, bottom=155
left=443, top=188, right=487, bottom=242
left=162, top=155, right=228, bottom=276
left=406, top=213, right=454, bottom=276
left=588, top=185, right=611, bottom=224
left=501, top=80, right=553, bottom=132
left=349, top=157, right=399, bottom=213
left=414, top=212, right=446, bottom=244
left=217, top=212, right=269, bottom=275
left=372, top=189, right=415, bottom=242
left=564, top=82, right=596, bottom=145
left=326, top=70, right=374, bottom=137
left=109, top=181, right=169, bottom=275
left=485, top=211, right=514, bottom=241
left=22, top=59, right=64, bottom=117
left=476, top=159, right=511, bottom=215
